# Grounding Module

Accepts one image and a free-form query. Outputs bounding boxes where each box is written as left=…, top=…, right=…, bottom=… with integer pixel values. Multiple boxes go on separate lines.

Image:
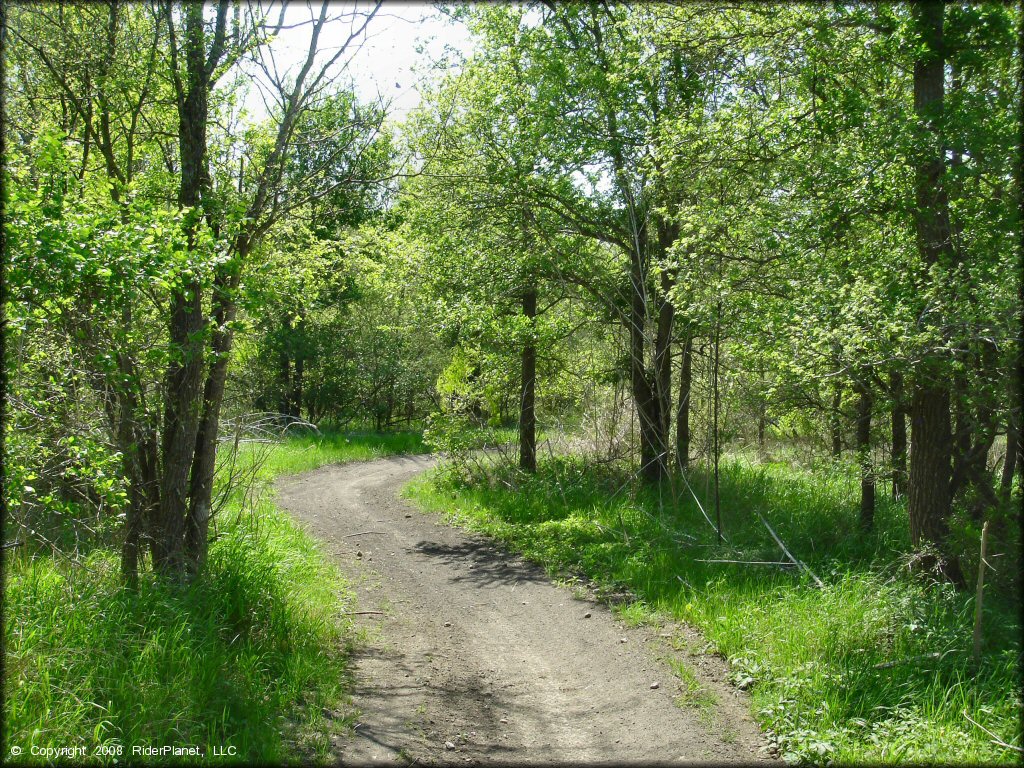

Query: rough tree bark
left=155, top=0, right=229, bottom=576
left=907, top=0, right=964, bottom=586
left=184, top=260, right=244, bottom=575
left=629, top=239, right=666, bottom=482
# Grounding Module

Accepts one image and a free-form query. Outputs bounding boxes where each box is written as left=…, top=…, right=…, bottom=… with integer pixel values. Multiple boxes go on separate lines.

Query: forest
left=2, top=1, right=1021, bottom=765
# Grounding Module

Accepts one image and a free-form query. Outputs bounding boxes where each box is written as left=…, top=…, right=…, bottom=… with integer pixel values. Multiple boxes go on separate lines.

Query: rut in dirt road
left=276, top=455, right=771, bottom=765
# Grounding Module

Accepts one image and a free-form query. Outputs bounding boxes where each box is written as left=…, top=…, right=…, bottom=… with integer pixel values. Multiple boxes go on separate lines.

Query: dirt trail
left=277, top=455, right=770, bottom=765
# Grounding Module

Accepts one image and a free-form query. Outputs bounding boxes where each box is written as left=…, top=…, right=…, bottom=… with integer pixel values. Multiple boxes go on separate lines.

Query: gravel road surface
left=276, top=455, right=769, bottom=765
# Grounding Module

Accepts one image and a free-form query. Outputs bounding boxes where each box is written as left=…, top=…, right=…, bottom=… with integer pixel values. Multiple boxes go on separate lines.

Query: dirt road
left=277, top=455, right=769, bottom=765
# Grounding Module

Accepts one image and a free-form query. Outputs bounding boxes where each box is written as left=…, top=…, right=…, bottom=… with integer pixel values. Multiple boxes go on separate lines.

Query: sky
left=239, top=1, right=476, bottom=126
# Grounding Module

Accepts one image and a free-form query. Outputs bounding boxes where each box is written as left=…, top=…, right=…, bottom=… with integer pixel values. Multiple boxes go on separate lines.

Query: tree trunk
left=519, top=284, right=537, bottom=473
left=1001, top=407, right=1019, bottom=494
left=855, top=378, right=875, bottom=531
left=154, top=2, right=224, bottom=577
left=292, top=353, right=304, bottom=419
left=654, top=283, right=674, bottom=472
left=907, top=0, right=964, bottom=587
left=830, top=382, right=843, bottom=457
left=278, top=348, right=291, bottom=415
left=951, top=372, right=972, bottom=499
left=712, top=303, right=723, bottom=543
left=278, top=311, right=292, bottom=416
left=628, top=233, right=667, bottom=483
left=653, top=220, right=677, bottom=472
left=184, top=267, right=243, bottom=576
left=676, top=332, right=693, bottom=471
left=907, top=384, right=956, bottom=562
left=891, top=371, right=908, bottom=498
left=156, top=281, right=205, bottom=575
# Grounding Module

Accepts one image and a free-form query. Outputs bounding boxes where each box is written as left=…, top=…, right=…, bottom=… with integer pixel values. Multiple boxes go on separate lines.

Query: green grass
left=4, top=430, right=425, bottom=765
left=406, top=455, right=1022, bottom=765
left=254, top=428, right=427, bottom=478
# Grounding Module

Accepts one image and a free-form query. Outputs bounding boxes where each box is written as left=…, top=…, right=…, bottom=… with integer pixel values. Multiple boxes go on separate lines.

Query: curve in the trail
left=276, top=455, right=770, bottom=765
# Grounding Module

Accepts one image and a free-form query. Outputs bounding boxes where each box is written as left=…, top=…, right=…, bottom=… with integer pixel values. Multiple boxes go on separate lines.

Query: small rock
left=444, top=621, right=452, bottom=627
left=583, top=612, right=592, bottom=618
left=405, top=514, right=412, bottom=518
left=620, top=637, right=627, bottom=643
left=650, top=682, right=660, bottom=689
left=499, top=717, right=508, bottom=723
left=522, top=601, right=527, bottom=605
left=445, top=741, right=456, bottom=750
left=356, top=551, right=362, bottom=558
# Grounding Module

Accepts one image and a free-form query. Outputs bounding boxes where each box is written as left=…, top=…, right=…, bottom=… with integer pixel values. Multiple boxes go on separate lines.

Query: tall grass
left=5, top=430, right=425, bottom=765
left=407, top=456, right=1022, bottom=764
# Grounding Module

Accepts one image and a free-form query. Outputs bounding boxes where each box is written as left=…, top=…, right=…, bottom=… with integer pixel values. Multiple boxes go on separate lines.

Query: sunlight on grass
left=407, top=456, right=1022, bottom=765
left=4, top=430, right=425, bottom=765
left=249, top=429, right=428, bottom=480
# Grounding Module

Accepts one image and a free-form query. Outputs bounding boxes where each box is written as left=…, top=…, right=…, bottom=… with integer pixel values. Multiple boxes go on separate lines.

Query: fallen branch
left=756, top=512, right=824, bottom=588
left=872, top=651, right=943, bottom=670
left=697, top=558, right=797, bottom=567
left=972, top=521, right=990, bottom=664
left=342, top=611, right=385, bottom=616
left=963, top=709, right=1024, bottom=754
left=342, top=531, right=385, bottom=538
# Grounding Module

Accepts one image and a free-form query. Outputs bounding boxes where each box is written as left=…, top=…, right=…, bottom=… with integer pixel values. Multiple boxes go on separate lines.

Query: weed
left=407, top=456, right=1022, bottom=764
left=5, top=431, right=423, bottom=765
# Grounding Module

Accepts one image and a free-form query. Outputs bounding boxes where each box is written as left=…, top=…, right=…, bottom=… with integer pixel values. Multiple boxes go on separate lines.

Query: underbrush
left=407, top=456, right=1022, bottom=765
left=5, top=430, right=422, bottom=764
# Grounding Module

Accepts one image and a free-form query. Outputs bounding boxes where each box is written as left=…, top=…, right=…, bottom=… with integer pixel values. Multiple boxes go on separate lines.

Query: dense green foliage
left=4, top=1, right=1020, bottom=765
left=4, top=431, right=426, bottom=764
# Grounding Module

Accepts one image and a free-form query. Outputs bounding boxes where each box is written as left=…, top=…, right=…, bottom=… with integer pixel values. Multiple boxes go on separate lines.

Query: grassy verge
left=4, top=430, right=425, bottom=765
left=406, top=455, right=1021, bottom=764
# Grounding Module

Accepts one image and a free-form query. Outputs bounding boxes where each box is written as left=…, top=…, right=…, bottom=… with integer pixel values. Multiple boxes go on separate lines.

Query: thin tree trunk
left=676, top=332, right=693, bottom=471
left=831, top=382, right=843, bottom=458
left=184, top=267, right=242, bottom=576
left=951, top=371, right=972, bottom=499
left=519, top=283, right=537, bottom=473
left=279, top=313, right=292, bottom=416
left=1001, top=408, right=1019, bottom=494
left=891, top=371, right=908, bottom=498
left=713, top=303, right=722, bottom=543
left=293, top=353, right=304, bottom=420
left=855, top=378, right=875, bottom=531
left=654, top=219, right=677, bottom=472
left=654, top=284, right=674, bottom=472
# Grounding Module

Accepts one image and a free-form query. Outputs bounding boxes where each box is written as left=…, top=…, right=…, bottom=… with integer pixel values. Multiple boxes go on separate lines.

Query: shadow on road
left=410, top=538, right=552, bottom=590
